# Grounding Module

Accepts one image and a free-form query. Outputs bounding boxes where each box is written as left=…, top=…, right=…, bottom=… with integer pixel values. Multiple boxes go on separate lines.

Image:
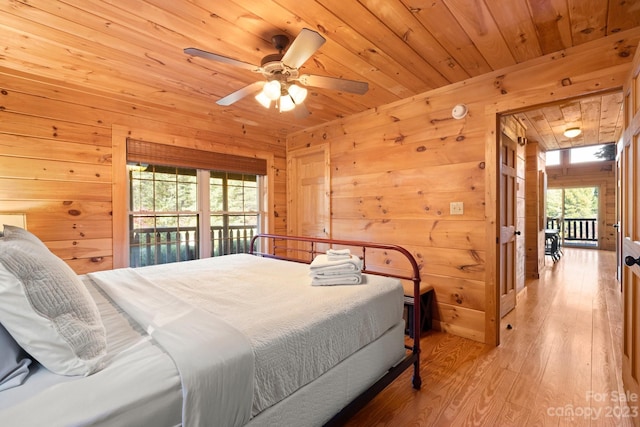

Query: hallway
left=347, top=248, right=637, bottom=426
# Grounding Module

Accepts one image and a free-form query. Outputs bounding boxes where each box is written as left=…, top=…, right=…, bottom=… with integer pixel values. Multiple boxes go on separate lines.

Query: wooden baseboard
left=516, top=286, right=528, bottom=304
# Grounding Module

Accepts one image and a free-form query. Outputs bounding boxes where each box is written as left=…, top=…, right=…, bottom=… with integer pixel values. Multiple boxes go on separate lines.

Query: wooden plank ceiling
left=2, top=0, right=639, bottom=148
left=513, top=91, right=624, bottom=151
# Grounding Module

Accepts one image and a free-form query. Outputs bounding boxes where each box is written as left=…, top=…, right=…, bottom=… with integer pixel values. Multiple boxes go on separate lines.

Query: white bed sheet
left=0, top=278, right=183, bottom=427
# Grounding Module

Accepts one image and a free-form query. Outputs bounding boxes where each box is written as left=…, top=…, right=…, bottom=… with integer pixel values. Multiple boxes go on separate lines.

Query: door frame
left=620, top=46, right=640, bottom=418
left=487, top=89, right=624, bottom=346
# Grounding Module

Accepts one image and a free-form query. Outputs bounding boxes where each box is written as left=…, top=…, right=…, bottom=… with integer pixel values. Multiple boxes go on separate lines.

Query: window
left=129, top=166, right=199, bottom=267
left=125, top=139, right=267, bottom=268
left=546, top=150, right=560, bottom=166
left=546, top=144, right=615, bottom=167
left=129, top=166, right=261, bottom=267
left=569, top=144, right=610, bottom=164
left=210, top=172, right=258, bottom=256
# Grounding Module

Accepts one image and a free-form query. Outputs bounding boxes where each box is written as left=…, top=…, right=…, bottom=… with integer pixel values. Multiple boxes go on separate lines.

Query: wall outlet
left=450, top=201, right=464, bottom=215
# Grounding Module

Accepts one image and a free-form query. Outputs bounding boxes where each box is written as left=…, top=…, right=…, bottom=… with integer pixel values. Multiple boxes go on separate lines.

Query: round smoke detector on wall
left=451, top=104, right=468, bottom=119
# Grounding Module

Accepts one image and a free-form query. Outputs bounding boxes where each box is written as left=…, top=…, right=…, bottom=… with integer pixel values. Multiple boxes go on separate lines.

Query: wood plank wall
left=0, top=68, right=287, bottom=274
left=525, top=142, right=547, bottom=278
left=287, top=28, right=640, bottom=343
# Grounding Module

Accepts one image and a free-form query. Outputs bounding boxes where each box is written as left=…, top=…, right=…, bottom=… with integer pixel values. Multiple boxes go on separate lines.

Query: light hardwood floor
left=346, top=248, right=639, bottom=426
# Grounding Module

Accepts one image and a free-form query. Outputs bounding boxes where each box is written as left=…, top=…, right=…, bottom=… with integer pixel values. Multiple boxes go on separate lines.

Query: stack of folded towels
left=309, top=248, right=363, bottom=286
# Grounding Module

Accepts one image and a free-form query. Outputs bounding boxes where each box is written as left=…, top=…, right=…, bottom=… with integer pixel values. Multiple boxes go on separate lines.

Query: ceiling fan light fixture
left=263, top=80, right=281, bottom=101
left=186, top=28, right=368, bottom=116
left=563, top=127, right=582, bottom=138
left=288, top=84, right=307, bottom=104
left=279, top=95, right=295, bottom=112
left=255, top=91, right=272, bottom=109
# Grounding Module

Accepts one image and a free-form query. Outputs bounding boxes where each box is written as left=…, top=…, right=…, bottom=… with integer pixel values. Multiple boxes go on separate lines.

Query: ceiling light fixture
left=262, top=80, right=281, bottom=101
left=279, top=94, right=295, bottom=112
left=255, top=91, right=272, bottom=108
left=287, top=84, right=307, bottom=104
left=257, top=81, right=307, bottom=112
left=563, top=127, right=582, bottom=138
left=186, top=28, right=368, bottom=113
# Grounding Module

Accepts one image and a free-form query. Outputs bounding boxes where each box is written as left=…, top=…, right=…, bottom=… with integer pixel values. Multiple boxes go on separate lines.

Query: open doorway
left=546, top=186, right=600, bottom=248
left=496, top=89, right=623, bottom=342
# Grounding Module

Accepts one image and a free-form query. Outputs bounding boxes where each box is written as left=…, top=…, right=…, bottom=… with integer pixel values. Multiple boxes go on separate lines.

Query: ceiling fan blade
left=298, top=74, right=369, bottom=95
left=281, top=28, right=326, bottom=69
left=184, top=48, right=260, bottom=72
left=216, top=81, right=265, bottom=106
left=294, top=102, right=310, bottom=119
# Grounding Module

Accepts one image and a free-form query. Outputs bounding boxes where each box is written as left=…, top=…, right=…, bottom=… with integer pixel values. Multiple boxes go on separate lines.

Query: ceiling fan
left=184, top=28, right=369, bottom=117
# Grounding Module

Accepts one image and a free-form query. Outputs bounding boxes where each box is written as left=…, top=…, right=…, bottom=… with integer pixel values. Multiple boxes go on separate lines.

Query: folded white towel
left=309, top=254, right=362, bottom=275
left=326, top=248, right=351, bottom=261
left=311, top=274, right=363, bottom=286
left=327, top=249, right=350, bottom=256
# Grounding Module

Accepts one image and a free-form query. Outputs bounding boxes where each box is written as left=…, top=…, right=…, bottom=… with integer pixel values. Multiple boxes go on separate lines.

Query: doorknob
left=626, top=256, right=640, bottom=267
left=514, top=230, right=521, bottom=236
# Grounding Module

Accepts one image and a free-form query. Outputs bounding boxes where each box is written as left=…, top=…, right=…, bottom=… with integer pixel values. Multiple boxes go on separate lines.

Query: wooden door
left=287, top=145, right=330, bottom=239
left=616, top=155, right=623, bottom=283
left=621, top=46, right=640, bottom=425
left=499, top=132, right=518, bottom=317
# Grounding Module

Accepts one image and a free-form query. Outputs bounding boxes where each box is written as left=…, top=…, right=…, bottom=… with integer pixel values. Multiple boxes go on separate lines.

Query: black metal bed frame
left=249, top=233, right=422, bottom=425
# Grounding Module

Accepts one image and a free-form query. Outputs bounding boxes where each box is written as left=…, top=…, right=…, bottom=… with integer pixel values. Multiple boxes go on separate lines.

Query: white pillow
left=0, top=231, right=107, bottom=376
left=2, top=224, right=48, bottom=248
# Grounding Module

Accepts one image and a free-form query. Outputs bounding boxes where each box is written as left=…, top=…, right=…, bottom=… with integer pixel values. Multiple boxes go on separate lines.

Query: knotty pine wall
left=287, top=29, right=640, bottom=344
left=0, top=68, right=287, bottom=274
left=525, top=142, right=547, bottom=279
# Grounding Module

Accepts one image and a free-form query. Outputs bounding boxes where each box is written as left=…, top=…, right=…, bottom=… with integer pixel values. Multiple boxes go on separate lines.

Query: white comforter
left=89, top=268, right=254, bottom=427
left=123, top=254, right=404, bottom=416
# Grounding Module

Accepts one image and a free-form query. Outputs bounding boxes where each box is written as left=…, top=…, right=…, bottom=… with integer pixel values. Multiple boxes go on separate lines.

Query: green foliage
left=563, top=187, right=598, bottom=217
left=546, top=187, right=598, bottom=219
left=546, top=189, right=563, bottom=219
left=594, top=143, right=616, bottom=161
left=130, top=166, right=197, bottom=220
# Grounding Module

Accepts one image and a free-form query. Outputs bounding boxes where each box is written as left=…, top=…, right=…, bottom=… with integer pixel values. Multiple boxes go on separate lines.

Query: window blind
left=127, top=139, right=267, bottom=175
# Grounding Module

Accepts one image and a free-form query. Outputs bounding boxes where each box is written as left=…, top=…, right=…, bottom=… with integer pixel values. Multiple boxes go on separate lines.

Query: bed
left=0, top=228, right=422, bottom=426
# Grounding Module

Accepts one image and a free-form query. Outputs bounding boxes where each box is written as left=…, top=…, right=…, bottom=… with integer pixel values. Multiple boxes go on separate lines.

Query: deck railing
left=546, top=217, right=598, bottom=245
left=211, top=225, right=256, bottom=257
left=130, top=225, right=257, bottom=267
